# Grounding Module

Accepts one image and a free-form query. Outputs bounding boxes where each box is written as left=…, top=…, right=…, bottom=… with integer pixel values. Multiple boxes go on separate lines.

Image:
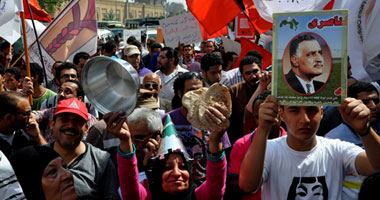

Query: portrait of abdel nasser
left=285, top=33, right=327, bottom=95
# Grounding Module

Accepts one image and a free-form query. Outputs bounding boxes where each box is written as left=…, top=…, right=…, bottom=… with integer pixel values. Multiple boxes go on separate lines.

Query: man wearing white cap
left=123, top=45, right=152, bottom=79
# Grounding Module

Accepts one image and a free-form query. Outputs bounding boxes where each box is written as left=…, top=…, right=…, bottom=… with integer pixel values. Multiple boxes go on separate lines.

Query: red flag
left=23, top=0, right=52, bottom=22
left=200, top=26, right=228, bottom=41
left=232, top=38, right=272, bottom=70
left=187, top=0, right=242, bottom=35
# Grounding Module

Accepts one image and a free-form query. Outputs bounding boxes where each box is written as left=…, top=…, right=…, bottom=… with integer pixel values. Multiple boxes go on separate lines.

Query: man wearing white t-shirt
left=239, top=96, right=380, bottom=200
left=155, top=47, right=188, bottom=101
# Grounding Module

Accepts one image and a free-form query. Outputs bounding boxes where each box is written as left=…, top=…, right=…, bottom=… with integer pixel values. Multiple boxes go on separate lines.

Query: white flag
left=0, top=15, right=21, bottom=44
left=0, top=0, right=16, bottom=27
left=15, top=0, right=24, bottom=12
left=252, top=0, right=333, bottom=22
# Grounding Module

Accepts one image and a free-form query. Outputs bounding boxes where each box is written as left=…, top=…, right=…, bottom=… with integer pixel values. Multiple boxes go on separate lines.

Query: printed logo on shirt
left=287, top=176, right=328, bottom=200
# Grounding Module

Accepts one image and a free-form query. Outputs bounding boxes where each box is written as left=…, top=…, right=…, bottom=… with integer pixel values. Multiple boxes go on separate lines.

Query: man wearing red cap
left=49, top=98, right=119, bottom=200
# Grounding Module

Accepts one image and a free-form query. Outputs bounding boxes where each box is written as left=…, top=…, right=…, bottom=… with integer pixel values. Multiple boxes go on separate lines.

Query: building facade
left=96, top=0, right=166, bottom=24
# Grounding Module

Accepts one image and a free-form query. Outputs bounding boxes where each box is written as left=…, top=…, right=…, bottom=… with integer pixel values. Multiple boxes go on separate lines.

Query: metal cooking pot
left=81, top=56, right=139, bottom=116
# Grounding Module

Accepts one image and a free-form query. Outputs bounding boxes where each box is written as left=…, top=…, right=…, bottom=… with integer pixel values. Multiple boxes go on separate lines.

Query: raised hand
left=258, top=96, right=280, bottom=136
left=338, top=98, right=370, bottom=135
left=103, top=111, right=133, bottom=153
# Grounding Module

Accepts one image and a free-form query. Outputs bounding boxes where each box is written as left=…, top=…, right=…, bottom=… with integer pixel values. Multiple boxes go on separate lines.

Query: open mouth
left=61, top=129, right=78, bottom=136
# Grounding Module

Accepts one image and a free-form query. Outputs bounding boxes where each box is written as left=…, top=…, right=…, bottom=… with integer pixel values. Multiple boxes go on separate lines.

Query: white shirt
left=261, top=136, right=363, bottom=200
left=295, top=74, right=316, bottom=94
left=220, top=68, right=244, bottom=88
left=156, top=65, right=188, bottom=100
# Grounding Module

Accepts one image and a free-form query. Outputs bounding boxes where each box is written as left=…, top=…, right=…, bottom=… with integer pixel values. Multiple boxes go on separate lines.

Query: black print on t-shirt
left=287, top=176, right=328, bottom=200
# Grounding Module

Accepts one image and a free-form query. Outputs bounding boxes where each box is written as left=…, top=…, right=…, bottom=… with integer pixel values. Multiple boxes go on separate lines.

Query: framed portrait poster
left=272, top=10, right=348, bottom=106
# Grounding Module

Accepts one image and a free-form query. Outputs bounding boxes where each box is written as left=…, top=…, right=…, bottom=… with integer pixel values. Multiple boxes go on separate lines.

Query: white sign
left=123, top=29, right=141, bottom=42
left=159, top=12, right=203, bottom=48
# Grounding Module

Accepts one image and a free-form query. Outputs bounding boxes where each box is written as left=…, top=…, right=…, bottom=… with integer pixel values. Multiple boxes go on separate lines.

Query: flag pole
left=25, top=0, right=49, bottom=85
left=19, top=12, right=33, bottom=105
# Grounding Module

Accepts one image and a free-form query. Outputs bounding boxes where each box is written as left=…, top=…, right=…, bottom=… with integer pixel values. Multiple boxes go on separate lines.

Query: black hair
left=162, top=47, right=179, bottom=66
left=150, top=43, right=162, bottom=52
left=127, top=36, right=137, bottom=44
left=348, top=82, right=379, bottom=98
left=245, top=50, right=263, bottom=60
left=63, top=79, right=85, bottom=99
left=222, top=51, right=238, bottom=70
left=104, top=40, right=117, bottom=54
left=239, top=56, right=262, bottom=74
left=289, top=33, right=318, bottom=68
left=11, top=51, right=24, bottom=67
left=55, top=62, right=78, bottom=83
left=30, top=63, right=44, bottom=84
left=0, top=63, right=4, bottom=75
left=131, top=40, right=142, bottom=48
left=73, top=52, right=90, bottom=65
left=0, top=91, right=26, bottom=120
left=358, top=171, right=380, bottom=200
left=5, top=67, right=21, bottom=80
left=252, top=90, right=271, bottom=113
left=0, top=41, right=10, bottom=51
left=201, top=53, right=222, bottom=72
left=172, top=72, right=205, bottom=109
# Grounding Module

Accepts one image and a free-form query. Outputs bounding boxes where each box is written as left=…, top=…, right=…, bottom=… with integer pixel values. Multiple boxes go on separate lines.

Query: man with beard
left=0, top=91, right=46, bottom=158
left=285, top=33, right=325, bottom=94
left=228, top=56, right=262, bottom=145
left=48, top=98, right=119, bottom=200
left=156, top=47, right=188, bottom=101
left=201, top=53, right=223, bottom=87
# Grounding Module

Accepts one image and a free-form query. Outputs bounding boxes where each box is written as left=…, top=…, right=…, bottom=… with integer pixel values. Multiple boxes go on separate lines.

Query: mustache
left=60, top=128, right=80, bottom=135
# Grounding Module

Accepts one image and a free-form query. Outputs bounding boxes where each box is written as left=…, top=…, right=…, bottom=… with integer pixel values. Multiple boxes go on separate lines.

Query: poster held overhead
left=272, top=10, right=348, bottom=106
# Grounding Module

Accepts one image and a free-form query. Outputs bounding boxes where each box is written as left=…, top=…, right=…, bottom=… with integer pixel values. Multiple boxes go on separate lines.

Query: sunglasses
left=182, top=72, right=203, bottom=79
left=143, top=82, right=159, bottom=90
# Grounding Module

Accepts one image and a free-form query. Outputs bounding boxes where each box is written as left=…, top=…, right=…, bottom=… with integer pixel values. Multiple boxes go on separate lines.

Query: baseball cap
left=54, top=98, right=88, bottom=121
left=123, top=45, right=140, bottom=57
left=136, top=89, right=159, bottom=109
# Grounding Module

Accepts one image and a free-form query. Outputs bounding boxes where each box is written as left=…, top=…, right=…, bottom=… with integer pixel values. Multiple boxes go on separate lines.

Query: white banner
left=0, top=0, right=15, bottom=27
left=0, top=16, right=21, bottom=44
left=159, top=12, right=203, bottom=48
left=252, top=0, right=332, bottom=22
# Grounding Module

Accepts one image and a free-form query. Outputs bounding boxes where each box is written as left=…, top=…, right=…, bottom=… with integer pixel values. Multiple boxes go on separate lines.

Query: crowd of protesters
left=0, top=32, right=380, bottom=200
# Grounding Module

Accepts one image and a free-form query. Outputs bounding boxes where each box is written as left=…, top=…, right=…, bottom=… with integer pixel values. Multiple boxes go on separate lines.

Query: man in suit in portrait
left=285, top=33, right=325, bottom=94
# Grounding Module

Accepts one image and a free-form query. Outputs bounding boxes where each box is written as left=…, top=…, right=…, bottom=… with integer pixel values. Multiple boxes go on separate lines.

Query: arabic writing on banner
left=159, top=12, right=203, bottom=48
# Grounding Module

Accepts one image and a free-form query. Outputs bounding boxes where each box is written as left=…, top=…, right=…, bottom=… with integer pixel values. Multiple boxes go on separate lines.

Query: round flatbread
left=182, top=83, right=232, bottom=130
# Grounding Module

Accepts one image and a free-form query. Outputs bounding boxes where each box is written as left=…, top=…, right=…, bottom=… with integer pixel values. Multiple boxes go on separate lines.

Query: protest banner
left=159, top=12, right=203, bottom=48
left=28, top=0, right=97, bottom=80
left=123, top=29, right=141, bottom=43
left=272, top=10, right=348, bottom=106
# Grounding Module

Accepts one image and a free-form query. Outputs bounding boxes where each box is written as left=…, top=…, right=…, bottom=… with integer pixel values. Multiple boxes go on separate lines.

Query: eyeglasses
left=13, top=110, right=32, bottom=121
left=133, top=131, right=161, bottom=142
left=362, top=98, right=380, bottom=105
left=143, top=82, right=159, bottom=90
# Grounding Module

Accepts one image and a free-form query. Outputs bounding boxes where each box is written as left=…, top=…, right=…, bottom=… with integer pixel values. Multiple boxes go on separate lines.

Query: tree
left=38, top=0, right=70, bottom=15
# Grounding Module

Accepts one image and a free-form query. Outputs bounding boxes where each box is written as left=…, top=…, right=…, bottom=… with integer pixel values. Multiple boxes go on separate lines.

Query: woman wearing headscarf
left=105, top=103, right=229, bottom=200
left=10, top=145, right=77, bottom=200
